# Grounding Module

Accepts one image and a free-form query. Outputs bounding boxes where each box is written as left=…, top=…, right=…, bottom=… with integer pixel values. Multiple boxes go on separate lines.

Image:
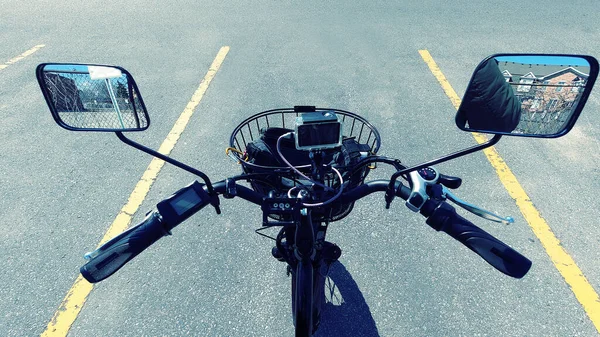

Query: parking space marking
left=0, top=44, right=45, bottom=71
left=419, top=49, right=600, bottom=333
left=40, top=46, right=230, bottom=337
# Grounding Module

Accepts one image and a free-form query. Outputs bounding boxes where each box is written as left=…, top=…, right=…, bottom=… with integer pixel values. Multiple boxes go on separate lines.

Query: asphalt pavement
left=1, top=1, right=600, bottom=336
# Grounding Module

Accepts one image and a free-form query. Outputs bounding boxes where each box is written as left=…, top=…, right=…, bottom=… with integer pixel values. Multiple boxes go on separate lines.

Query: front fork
left=275, top=211, right=342, bottom=271
left=274, top=210, right=342, bottom=334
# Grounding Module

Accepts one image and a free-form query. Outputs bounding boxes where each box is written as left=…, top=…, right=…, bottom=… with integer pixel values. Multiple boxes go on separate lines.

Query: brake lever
left=442, top=187, right=514, bottom=225
left=404, top=167, right=512, bottom=225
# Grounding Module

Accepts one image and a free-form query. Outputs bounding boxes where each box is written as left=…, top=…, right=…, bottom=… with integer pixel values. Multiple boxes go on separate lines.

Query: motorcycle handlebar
left=79, top=178, right=529, bottom=283
left=80, top=211, right=169, bottom=283
left=424, top=201, right=531, bottom=278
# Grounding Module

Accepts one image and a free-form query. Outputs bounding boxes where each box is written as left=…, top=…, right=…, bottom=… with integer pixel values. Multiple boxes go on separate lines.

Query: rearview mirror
left=456, top=54, right=598, bottom=137
left=36, top=63, right=150, bottom=132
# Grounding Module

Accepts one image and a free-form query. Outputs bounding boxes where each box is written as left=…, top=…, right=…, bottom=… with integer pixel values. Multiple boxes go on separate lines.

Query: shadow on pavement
left=315, top=261, right=379, bottom=337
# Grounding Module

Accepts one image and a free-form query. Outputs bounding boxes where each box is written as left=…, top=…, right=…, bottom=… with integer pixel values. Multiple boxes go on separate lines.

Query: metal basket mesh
left=229, top=108, right=381, bottom=222
left=230, top=108, right=380, bottom=160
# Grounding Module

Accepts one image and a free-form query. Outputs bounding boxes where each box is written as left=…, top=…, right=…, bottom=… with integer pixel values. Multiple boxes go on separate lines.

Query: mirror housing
left=455, top=54, right=598, bottom=138
left=36, top=63, right=150, bottom=132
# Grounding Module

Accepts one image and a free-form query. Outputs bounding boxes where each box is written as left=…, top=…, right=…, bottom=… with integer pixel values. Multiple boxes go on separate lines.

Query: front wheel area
left=292, top=260, right=314, bottom=337
left=291, top=259, right=332, bottom=337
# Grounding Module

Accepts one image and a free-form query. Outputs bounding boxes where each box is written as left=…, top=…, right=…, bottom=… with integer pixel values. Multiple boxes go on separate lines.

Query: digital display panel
left=297, top=122, right=341, bottom=148
left=171, top=188, right=203, bottom=216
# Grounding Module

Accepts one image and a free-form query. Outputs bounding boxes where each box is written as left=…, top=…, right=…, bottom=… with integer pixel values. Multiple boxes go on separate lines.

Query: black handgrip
left=80, top=212, right=169, bottom=283
left=426, top=202, right=531, bottom=278
left=395, top=182, right=411, bottom=200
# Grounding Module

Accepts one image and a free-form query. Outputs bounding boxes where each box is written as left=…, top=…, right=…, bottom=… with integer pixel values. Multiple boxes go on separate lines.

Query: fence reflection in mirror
left=38, top=64, right=149, bottom=131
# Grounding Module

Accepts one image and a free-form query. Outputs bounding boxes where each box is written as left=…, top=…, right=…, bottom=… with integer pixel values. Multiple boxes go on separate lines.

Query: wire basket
left=228, top=107, right=381, bottom=222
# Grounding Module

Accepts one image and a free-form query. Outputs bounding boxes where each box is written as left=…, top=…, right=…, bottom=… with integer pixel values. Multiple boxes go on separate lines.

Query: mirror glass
left=456, top=55, right=597, bottom=137
left=38, top=64, right=149, bottom=131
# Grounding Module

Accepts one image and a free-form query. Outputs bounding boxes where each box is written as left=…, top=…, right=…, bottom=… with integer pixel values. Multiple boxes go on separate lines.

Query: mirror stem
left=386, top=134, right=502, bottom=205
left=115, top=132, right=215, bottom=195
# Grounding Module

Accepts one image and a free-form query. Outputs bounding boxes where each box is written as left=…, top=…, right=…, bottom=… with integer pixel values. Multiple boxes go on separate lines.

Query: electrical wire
left=276, top=132, right=333, bottom=192
left=287, top=185, right=302, bottom=199
left=276, top=132, right=345, bottom=206
left=300, top=166, right=344, bottom=207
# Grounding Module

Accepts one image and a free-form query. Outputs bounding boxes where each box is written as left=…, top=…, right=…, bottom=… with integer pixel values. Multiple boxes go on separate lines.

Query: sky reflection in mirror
left=495, top=56, right=589, bottom=66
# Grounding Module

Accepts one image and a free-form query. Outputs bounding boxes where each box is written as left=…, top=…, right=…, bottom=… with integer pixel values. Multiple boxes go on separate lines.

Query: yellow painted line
left=40, top=46, right=230, bottom=337
left=419, top=49, right=600, bottom=333
left=0, top=44, right=45, bottom=71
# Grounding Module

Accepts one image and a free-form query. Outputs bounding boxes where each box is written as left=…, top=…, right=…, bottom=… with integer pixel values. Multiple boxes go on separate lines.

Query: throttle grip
left=80, top=212, right=169, bottom=283
left=426, top=202, right=531, bottom=278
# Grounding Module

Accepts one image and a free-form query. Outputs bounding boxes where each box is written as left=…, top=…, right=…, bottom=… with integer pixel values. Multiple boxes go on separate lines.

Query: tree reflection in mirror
left=39, top=64, right=149, bottom=131
left=456, top=55, right=597, bottom=137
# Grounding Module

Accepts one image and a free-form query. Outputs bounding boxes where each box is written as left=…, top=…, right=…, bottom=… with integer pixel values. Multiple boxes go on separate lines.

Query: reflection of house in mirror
left=498, top=62, right=589, bottom=114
